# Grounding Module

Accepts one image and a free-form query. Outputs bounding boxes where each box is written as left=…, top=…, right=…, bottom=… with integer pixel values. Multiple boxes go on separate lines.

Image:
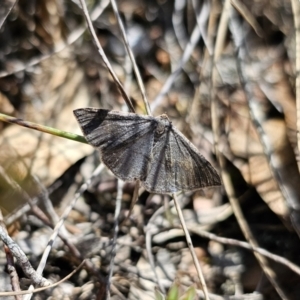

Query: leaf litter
left=0, top=1, right=300, bottom=299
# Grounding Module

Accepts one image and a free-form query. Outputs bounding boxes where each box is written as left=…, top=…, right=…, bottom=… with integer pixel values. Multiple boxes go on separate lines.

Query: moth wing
left=74, top=108, right=154, bottom=148
left=74, top=108, right=220, bottom=193
left=143, top=127, right=221, bottom=194
left=74, top=108, right=157, bottom=181
left=169, top=128, right=221, bottom=191
left=142, top=130, right=175, bottom=193
left=102, top=128, right=158, bottom=182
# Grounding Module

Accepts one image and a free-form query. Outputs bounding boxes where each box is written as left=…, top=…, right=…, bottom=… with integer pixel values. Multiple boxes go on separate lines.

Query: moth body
left=73, top=108, right=221, bottom=194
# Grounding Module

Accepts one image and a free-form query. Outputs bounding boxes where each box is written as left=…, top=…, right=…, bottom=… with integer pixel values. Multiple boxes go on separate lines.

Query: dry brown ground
left=0, top=0, right=300, bottom=299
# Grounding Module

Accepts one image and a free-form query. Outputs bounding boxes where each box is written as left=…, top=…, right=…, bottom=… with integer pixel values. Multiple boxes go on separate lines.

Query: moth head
left=156, top=114, right=171, bottom=134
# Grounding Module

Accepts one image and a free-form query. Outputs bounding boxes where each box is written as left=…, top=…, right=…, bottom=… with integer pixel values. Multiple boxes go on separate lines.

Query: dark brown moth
left=73, top=108, right=221, bottom=194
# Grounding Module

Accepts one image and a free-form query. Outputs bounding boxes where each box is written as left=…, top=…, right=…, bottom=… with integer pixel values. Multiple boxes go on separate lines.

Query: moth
left=74, top=108, right=221, bottom=194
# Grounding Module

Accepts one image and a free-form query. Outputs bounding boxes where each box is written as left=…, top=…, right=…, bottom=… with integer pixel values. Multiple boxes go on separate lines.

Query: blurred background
left=0, top=0, right=300, bottom=299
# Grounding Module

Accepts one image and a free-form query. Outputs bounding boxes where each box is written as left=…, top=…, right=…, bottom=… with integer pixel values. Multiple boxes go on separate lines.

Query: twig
left=23, top=176, right=108, bottom=287
left=0, top=0, right=109, bottom=78
left=291, top=0, right=300, bottom=169
left=120, top=180, right=140, bottom=227
left=0, top=113, right=87, bottom=144
left=172, top=0, right=189, bottom=50
left=189, top=228, right=300, bottom=277
left=23, top=164, right=105, bottom=300
left=0, top=209, right=22, bottom=300
left=4, top=245, right=22, bottom=300
left=147, top=204, right=300, bottom=292
left=36, top=163, right=104, bottom=273
left=0, top=222, right=50, bottom=287
left=110, top=0, right=151, bottom=116
left=145, top=203, right=166, bottom=293
left=232, top=4, right=300, bottom=240
left=210, top=3, right=289, bottom=299
left=0, top=0, right=17, bottom=30
left=213, top=0, right=231, bottom=59
left=150, top=14, right=203, bottom=112
left=1, top=164, right=108, bottom=293
left=191, top=0, right=213, bottom=55
left=4, top=180, right=61, bottom=226
left=0, top=260, right=85, bottom=296
left=0, top=167, right=50, bottom=287
left=78, top=0, right=135, bottom=112
left=172, top=193, right=210, bottom=300
left=106, top=179, right=124, bottom=299
left=230, top=0, right=263, bottom=37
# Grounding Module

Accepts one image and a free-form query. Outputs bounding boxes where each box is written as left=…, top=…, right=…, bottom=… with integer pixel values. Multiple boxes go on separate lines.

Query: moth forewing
left=73, top=108, right=221, bottom=193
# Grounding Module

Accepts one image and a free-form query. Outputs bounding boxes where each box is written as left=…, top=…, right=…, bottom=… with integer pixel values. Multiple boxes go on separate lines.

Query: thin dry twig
left=23, top=164, right=105, bottom=300
left=291, top=0, right=300, bottom=168
left=78, top=0, right=135, bottom=112
left=147, top=201, right=300, bottom=292
left=110, top=0, right=151, bottom=116
left=0, top=0, right=109, bottom=78
left=0, top=113, right=87, bottom=144
left=106, top=179, right=124, bottom=299
left=192, top=0, right=213, bottom=54
left=1, top=172, right=83, bottom=267
left=172, top=0, right=189, bottom=50
left=0, top=167, right=50, bottom=287
left=26, top=178, right=107, bottom=285
left=4, top=246, right=22, bottom=300
left=213, top=0, right=231, bottom=59
left=172, top=193, right=210, bottom=300
left=190, top=228, right=300, bottom=277
left=0, top=0, right=17, bottom=30
left=0, top=221, right=50, bottom=287
left=230, top=0, right=263, bottom=37
left=4, top=180, right=61, bottom=226
left=150, top=13, right=203, bottom=112
left=0, top=210, right=22, bottom=300
left=210, top=4, right=289, bottom=299
left=0, top=260, right=85, bottom=297
left=145, top=203, right=167, bottom=293
left=120, top=180, right=140, bottom=227
left=0, top=166, right=74, bottom=256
